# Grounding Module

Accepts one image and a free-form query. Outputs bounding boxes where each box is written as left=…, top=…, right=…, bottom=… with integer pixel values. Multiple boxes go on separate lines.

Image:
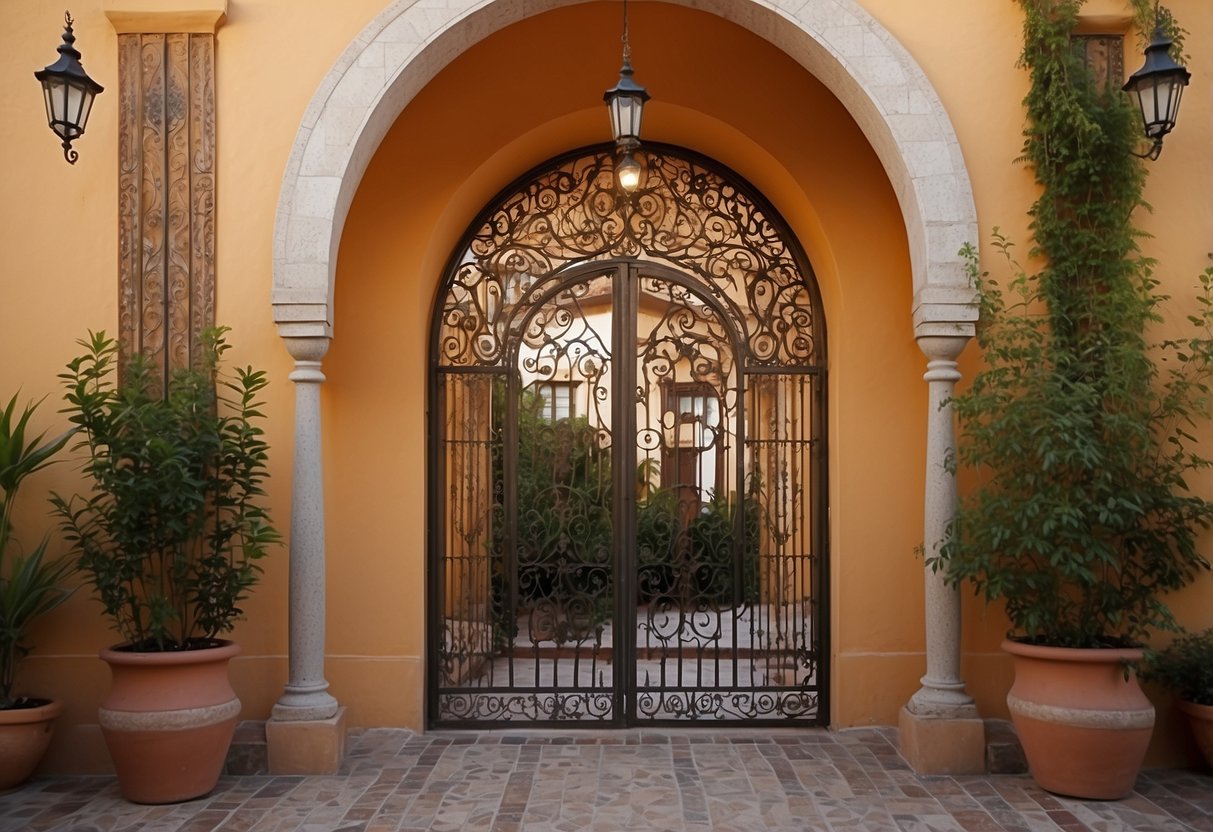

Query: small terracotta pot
left=1003, top=639, right=1153, bottom=800
left=0, top=699, right=63, bottom=791
left=99, top=641, right=241, bottom=804
left=1177, top=699, right=1213, bottom=771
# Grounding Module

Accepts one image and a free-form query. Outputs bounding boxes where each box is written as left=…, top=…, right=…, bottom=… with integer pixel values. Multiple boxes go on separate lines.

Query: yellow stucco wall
left=1, top=0, right=1210, bottom=773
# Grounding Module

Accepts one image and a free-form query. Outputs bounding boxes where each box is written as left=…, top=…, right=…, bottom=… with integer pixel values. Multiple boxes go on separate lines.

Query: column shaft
left=909, top=335, right=976, bottom=716
left=272, top=339, right=339, bottom=721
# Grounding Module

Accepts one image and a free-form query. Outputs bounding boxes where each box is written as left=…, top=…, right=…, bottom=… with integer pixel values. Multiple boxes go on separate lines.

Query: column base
left=898, top=705, right=986, bottom=775
left=266, top=707, right=348, bottom=775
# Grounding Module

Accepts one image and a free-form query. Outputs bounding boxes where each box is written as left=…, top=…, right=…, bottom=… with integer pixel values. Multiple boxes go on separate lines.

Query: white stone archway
left=269, top=0, right=982, bottom=774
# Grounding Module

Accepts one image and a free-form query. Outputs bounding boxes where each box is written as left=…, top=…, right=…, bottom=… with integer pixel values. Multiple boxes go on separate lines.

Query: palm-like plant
left=0, top=395, right=75, bottom=708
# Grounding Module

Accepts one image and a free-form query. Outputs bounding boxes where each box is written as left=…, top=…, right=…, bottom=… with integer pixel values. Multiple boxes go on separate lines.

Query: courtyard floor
left=1, top=727, right=1211, bottom=832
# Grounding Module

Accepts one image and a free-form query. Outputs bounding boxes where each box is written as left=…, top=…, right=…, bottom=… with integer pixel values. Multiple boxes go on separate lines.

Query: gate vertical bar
left=615, top=263, right=637, bottom=724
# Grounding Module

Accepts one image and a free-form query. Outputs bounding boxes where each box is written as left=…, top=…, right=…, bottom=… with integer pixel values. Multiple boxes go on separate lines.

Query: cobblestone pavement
left=2, top=728, right=1211, bottom=831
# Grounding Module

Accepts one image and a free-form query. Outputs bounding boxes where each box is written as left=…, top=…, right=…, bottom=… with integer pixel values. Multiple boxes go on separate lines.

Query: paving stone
left=0, top=728, right=1209, bottom=831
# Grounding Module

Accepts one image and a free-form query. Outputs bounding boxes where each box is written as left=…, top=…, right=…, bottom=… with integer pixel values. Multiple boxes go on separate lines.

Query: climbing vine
left=935, top=0, right=1213, bottom=647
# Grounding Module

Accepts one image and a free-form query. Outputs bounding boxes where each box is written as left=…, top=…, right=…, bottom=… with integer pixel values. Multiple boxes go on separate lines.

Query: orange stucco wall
left=1, top=0, right=1210, bottom=774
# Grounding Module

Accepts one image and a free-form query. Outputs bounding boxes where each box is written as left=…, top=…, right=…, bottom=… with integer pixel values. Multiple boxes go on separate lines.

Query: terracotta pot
left=1003, top=638, right=1153, bottom=800
left=99, top=641, right=241, bottom=804
left=0, top=699, right=63, bottom=791
left=1177, top=699, right=1213, bottom=771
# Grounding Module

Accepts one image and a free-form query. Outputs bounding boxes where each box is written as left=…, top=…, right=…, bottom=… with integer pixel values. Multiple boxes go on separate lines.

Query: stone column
left=898, top=334, right=985, bottom=775
left=266, top=334, right=346, bottom=774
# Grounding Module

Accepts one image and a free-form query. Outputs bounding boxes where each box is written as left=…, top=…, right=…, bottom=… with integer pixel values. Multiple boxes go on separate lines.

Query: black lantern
left=604, top=56, right=649, bottom=154
left=35, top=12, right=104, bottom=165
left=1122, top=27, right=1190, bottom=161
left=603, top=0, right=649, bottom=193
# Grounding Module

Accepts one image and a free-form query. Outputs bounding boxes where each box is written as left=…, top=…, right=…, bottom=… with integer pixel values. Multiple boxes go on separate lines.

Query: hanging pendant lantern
left=603, top=0, right=649, bottom=192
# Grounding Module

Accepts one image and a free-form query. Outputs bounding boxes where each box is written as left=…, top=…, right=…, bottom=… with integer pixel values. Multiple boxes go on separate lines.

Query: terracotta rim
left=0, top=699, right=63, bottom=726
left=100, top=640, right=240, bottom=667
left=1177, top=699, right=1213, bottom=719
left=1001, top=638, right=1143, bottom=663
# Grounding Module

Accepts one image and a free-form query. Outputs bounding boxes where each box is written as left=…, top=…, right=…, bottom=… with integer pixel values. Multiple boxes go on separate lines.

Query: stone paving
left=1, top=728, right=1211, bottom=832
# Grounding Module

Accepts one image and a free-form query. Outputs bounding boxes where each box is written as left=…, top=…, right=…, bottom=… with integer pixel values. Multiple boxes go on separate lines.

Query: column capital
left=283, top=334, right=330, bottom=364
left=915, top=333, right=971, bottom=364
left=283, top=335, right=330, bottom=384
left=913, top=285, right=978, bottom=342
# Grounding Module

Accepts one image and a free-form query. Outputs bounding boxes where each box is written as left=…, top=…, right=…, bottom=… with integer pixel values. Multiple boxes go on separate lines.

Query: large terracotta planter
left=1177, top=699, right=1213, bottom=771
left=0, top=699, right=63, bottom=791
left=1003, top=639, right=1153, bottom=800
left=99, top=641, right=241, bottom=804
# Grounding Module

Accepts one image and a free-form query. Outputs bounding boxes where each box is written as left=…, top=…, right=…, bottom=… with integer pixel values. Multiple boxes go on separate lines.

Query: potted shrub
left=53, top=328, right=279, bottom=804
left=933, top=1, right=1213, bottom=800
left=1144, top=629, right=1213, bottom=770
left=0, top=395, right=74, bottom=790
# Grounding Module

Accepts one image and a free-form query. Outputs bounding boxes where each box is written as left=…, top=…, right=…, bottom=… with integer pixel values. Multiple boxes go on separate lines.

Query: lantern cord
left=622, top=0, right=631, bottom=64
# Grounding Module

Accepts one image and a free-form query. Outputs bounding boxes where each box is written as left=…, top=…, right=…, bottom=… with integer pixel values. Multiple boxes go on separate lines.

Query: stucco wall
left=1, top=0, right=1209, bottom=773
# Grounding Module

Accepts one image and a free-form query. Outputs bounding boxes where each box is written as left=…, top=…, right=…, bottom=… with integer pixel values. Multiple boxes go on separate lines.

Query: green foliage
left=487, top=384, right=613, bottom=644
left=934, top=1, right=1212, bottom=648
left=491, top=384, right=760, bottom=633
left=1144, top=629, right=1213, bottom=706
left=636, top=476, right=760, bottom=605
left=1130, top=1, right=1186, bottom=58
left=510, top=387, right=613, bottom=607
left=53, top=329, right=280, bottom=652
left=0, top=396, right=75, bottom=708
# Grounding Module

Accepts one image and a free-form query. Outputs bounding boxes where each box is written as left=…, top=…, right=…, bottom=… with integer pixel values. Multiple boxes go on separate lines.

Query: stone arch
left=270, top=2, right=985, bottom=765
left=272, top=0, right=978, bottom=341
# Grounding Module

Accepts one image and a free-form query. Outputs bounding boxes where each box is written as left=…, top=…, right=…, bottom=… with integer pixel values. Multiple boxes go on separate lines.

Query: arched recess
left=272, top=0, right=978, bottom=339
left=267, top=0, right=983, bottom=743
left=429, top=144, right=828, bottom=726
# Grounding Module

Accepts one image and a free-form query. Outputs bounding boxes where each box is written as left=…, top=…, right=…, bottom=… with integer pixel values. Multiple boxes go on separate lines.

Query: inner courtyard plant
left=1145, top=629, right=1213, bottom=706
left=934, top=0, right=1213, bottom=648
left=54, top=328, right=280, bottom=652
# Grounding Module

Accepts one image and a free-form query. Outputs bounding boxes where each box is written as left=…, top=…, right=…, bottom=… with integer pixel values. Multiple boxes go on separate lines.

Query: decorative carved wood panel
left=118, top=33, right=216, bottom=388
left=1073, top=34, right=1125, bottom=94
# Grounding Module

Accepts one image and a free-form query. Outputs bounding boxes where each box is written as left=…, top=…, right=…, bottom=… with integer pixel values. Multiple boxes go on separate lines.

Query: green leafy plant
left=0, top=395, right=75, bottom=709
left=932, top=0, right=1213, bottom=648
left=53, top=328, right=280, bottom=652
left=1144, top=629, right=1213, bottom=706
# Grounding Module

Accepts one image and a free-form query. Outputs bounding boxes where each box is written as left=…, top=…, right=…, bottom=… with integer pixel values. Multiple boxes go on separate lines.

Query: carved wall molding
left=117, top=31, right=216, bottom=387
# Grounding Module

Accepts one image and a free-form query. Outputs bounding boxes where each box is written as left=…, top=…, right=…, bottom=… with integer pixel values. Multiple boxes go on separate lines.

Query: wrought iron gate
left=429, top=145, right=827, bottom=726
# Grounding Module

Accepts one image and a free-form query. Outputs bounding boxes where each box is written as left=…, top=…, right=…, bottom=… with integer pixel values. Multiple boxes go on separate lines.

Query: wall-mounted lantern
left=35, top=12, right=104, bottom=165
left=1123, top=27, right=1190, bottom=161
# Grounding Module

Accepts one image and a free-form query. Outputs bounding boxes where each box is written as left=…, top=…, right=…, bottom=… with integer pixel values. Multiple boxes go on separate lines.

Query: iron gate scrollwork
left=429, top=144, right=827, bottom=726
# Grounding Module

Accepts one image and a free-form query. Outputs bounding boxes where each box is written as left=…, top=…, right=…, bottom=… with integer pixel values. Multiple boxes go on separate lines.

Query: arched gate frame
left=428, top=144, right=828, bottom=726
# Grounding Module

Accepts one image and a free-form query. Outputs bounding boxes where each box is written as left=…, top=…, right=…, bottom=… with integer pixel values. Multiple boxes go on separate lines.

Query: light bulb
left=617, top=153, right=642, bottom=193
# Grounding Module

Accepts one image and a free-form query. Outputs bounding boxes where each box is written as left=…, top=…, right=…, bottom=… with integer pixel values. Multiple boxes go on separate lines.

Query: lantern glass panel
left=1163, top=81, right=1184, bottom=128
left=626, top=98, right=644, bottom=140
left=75, top=86, right=96, bottom=133
left=66, top=83, right=86, bottom=135
left=41, top=82, right=56, bottom=128
left=1131, top=82, right=1159, bottom=135
left=608, top=94, right=644, bottom=144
